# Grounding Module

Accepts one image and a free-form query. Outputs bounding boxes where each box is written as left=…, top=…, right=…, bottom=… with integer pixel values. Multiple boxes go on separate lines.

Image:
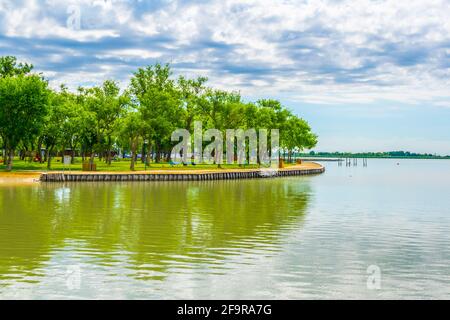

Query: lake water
left=1, top=159, right=449, bottom=299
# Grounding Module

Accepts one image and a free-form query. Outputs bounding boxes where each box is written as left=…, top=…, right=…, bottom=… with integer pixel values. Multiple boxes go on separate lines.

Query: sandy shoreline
left=0, top=172, right=42, bottom=185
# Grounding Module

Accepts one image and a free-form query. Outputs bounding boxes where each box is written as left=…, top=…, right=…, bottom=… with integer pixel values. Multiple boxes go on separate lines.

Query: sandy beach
left=0, top=172, right=42, bottom=185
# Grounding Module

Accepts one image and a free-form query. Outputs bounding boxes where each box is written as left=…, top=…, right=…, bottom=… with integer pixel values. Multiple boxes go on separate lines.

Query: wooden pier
left=339, top=158, right=368, bottom=167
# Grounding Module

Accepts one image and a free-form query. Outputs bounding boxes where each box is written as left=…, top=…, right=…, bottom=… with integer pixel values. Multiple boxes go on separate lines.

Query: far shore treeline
left=301, top=151, right=450, bottom=159
left=0, top=56, right=317, bottom=171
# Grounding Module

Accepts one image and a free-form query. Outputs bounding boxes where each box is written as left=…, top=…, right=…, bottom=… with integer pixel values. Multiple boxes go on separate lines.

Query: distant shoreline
left=300, top=156, right=450, bottom=160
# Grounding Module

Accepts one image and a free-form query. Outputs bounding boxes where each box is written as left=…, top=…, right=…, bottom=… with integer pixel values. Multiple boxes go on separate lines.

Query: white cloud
left=0, top=0, right=449, bottom=107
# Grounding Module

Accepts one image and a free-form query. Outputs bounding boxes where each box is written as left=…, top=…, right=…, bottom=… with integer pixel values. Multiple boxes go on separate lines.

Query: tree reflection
left=0, top=178, right=311, bottom=284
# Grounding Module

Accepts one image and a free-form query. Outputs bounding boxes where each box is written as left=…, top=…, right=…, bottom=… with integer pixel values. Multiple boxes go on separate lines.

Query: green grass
left=0, top=157, right=268, bottom=172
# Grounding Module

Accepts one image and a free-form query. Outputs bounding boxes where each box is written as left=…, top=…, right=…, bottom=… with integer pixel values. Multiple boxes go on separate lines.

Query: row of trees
left=0, top=56, right=318, bottom=171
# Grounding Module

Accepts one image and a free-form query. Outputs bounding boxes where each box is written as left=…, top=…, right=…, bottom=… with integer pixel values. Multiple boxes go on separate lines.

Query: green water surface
left=1, top=159, right=449, bottom=299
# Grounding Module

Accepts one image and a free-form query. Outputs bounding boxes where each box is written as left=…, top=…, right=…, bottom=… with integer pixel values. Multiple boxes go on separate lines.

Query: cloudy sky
left=1, top=0, right=449, bottom=154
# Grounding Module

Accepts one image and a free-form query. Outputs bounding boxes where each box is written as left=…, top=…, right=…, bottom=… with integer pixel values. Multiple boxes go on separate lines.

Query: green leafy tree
left=76, top=89, right=98, bottom=167
left=0, top=60, right=319, bottom=171
left=282, top=116, right=318, bottom=161
left=0, top=56, right=33, bottom=78
left=178, top=75, right=208, bottom=130
left=80, top=81, right=128, bottom=166
left=59, top=88, right=86, bottom=164
left=130, top=63, right=183, bottom=162
left=118, top=111, right=144, bottom=170
left=0, top=74, right=49, bottom=170
left=40, top=88, right=83, bottom=169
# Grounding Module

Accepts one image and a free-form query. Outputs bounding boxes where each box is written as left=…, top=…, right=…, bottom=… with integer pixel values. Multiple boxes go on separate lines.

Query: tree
left=0, top=56, right=33, bottom=78
left=77, top=81, right=128, bottom=167
left=0, top=56, right=37, bottom=167
left=85, top=80, right=128, bottom=165
left=130, top=63, right=183, bottom=162
left=75, top=88, right=99, bottom=167
left=178, top=75, right=208, bottom=131
left=282, top=116, right=318, bottom=161
left=118, top=111, right=144, bottom=171
left=40, top=88, right=82, bottom=169
left=58, top=88, right=86, bottom=164
left=0, top=74, right=49, bottom=170
left=0, top=59, right=319, bottom=170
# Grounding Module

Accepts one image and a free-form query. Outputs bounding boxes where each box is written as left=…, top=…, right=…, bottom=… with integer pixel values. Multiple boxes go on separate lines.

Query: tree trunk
left=155, top=143, right=162, bottom=163
left=107, top=147, right=112, bottom=165
left=89, top=152, right=95, bottom=166
left=6, top=149, right=14, bottom=171
left=28, top=150, right=34, bottom=163
left=45, top=149, right=50, bottom=166
left=47, top=146, right=54, bottom=170
left=141, top=143, right=146, bottom=163
left=130, top=139, right=137, bottom=171
left=37, top=141, right=43, bottom=163
left=146, top=149, right=152, bottom=166
left=130, top=156, right=135, bottom=171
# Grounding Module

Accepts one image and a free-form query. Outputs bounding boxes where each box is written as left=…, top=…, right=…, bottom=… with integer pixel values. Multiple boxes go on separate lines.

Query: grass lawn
left=0, top=157, right=282, bottom=172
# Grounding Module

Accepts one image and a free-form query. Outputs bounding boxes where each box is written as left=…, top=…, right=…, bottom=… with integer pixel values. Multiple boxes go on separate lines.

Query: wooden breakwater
left=40, top=167, right=325, bottom=182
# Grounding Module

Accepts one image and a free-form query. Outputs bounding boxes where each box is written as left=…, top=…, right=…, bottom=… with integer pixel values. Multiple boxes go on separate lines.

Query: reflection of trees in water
left=0, top=185, right=62, bottom=281
left=0, top=179, right=311, bottom=283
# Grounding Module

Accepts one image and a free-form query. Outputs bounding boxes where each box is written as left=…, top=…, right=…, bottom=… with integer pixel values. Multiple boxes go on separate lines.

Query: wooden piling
left=40, top=165, right=325, bottom=182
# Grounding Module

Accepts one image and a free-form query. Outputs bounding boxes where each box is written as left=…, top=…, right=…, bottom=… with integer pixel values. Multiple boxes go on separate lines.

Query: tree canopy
left=0, top=56, right=317, bottom=171
left=0, top=73, right=50, bottom=170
